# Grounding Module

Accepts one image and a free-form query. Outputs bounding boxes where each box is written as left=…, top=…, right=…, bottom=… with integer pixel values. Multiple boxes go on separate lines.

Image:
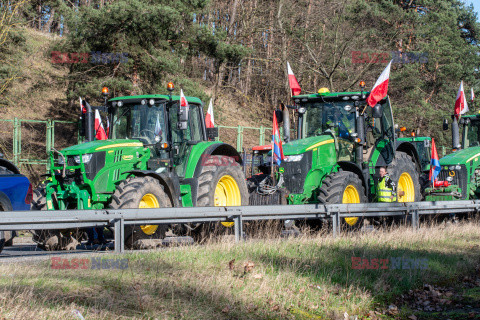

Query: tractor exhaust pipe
left=452, top=116, right=460, bottom=150
left=282, top=105, right=290, bottom=143
left=356, top=109, right=365, bottom=167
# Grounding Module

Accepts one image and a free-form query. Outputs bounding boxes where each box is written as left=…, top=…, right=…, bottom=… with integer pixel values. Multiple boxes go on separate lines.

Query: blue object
left=0, top=175, right=31, bottom=211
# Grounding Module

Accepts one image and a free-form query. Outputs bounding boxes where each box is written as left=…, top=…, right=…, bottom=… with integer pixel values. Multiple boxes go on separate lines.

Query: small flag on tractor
left=180, top=89, right=189, bottom=108
left=454, top=81, right=468, bottom=119
left=205, top=99, right=215, bottom=128
left=287, top=61, right=301, bottom=97
left=429, top=138, right=441, bottom=185
left=94, top=109, right=107, bottom=140
left=471, top=87, right=475, bottom=102
left=367, top=60, right=392, bottom=107
left=272, top=111, right=284, bottom=165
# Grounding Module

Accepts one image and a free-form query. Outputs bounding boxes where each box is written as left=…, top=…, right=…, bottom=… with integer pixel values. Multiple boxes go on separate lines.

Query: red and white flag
left=471, top=87, right=475, bottom=102
left=180, top=89, right=189, bottom=108
left=94, top=109, right=107, bottom=140
left=205, top=99, right=215, bottom=128
left=287, top=61, right=301, bottom=97
left=454, top=81, right=468, bottom=119
left=367, top=60, right=392, bottom=107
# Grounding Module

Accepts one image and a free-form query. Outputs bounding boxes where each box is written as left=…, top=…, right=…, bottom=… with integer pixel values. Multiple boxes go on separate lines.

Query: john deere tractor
left=268, top=85, right=430, bottom=228
left=425, top=114, right=480, bottom=201
left=31, top=84, right=248, bottom=249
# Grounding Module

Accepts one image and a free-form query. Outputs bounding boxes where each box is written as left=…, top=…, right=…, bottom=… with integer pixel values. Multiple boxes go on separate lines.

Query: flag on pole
left=272, top=111, right=284, bottom=165
left=180, top=89, right=189, bottom=108
left=471, top=87, right=475, bottom=102
left=79, top=97, right=84, bottom=112
left=94, top=109, right=107, bottom=140
left=205, top=99, right=215, bottom=128
left=287, top=61, right=301, bottom=97
left=106, top=116, right=110, bottom=138
left=454, top=81, right=468, bottom=119
left=429, top=138, right=441, bottom=185
left=367, top=60, right=393, bottom=107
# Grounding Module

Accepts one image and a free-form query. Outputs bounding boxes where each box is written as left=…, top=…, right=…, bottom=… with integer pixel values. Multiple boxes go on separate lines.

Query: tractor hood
left=439, top=146, right=480, bottom=165
left=282, top=135, right=335, bottom=155
left=60, top=139, right=145, bottom=155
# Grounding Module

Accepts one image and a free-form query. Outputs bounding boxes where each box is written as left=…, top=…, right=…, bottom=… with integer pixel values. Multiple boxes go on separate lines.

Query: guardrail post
left=412, top=210, right=419, bottom=231
left=236, top=126, right=244, bottom=151
left=113, top=218, right=125, bottom=253
left=234, top=215, right=243, bottom=243
left=332, top=212, right=340, bottom=237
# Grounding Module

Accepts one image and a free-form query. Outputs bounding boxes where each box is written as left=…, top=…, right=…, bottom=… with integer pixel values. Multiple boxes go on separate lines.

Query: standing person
left=377, top=167, right=397, bottom=202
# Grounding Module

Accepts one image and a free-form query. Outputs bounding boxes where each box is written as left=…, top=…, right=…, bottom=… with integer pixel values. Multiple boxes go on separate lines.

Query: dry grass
left=0, top=220, right=479, bottom=319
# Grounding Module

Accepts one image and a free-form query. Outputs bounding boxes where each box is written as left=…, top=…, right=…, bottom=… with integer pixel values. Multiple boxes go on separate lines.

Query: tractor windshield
left=303, top=101, right=356, bottom=139
left=111, top=103, right=168, bottom=145
left=462, top=119, right=480, bottom=148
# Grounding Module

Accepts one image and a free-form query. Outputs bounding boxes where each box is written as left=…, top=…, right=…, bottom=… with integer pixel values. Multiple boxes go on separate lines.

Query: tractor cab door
left=364, top=97, right=395, bottom=165
left=169, top=103, right=204, bottom=177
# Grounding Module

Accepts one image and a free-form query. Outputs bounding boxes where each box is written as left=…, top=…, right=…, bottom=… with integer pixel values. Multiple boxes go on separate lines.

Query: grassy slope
left=0, top=222, right=479, bottom=319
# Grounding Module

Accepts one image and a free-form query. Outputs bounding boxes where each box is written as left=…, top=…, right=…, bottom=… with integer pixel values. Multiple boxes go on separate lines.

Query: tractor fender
left=395, top=142, right=421, bottom=170
left=184, top=143, right=244, bottom=207
left=125, top=170, right=181, bottom=207
left=337, top=161, right=368, bottom=195
left=0, top=159, right=19, bottom=174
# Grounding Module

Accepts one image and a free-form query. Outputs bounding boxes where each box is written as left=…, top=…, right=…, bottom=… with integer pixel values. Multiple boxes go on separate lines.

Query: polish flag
left=454, top=81, right=468, bottom=119
left=471, top=87, right=475, bottom=102
left=106, top=116, right=110, bottom=137
left=287, top=61, right=301, bottom=97
left=205, top=99, right=215, bottom=128
left=94, top=109, right=107, bottom=140
left=367, top=60, right=392, bottom=107
left=180, top=89, right=189, bottom=107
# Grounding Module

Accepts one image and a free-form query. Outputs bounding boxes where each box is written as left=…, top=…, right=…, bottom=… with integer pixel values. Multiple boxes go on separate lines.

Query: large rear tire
left=190, top=155, right=249, bottom=242
left=110, top=176, right=170, bottom=248
left=389, top=152, right=421, bottom=202
left=30, top=184, right=82, bottom=251
left=318, top=171, right=366, bottom=230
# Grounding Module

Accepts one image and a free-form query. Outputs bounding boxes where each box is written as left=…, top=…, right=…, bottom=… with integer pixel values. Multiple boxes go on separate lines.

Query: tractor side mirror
left=177, top=105, right=189, bottom=130
left=443, top=118, right=449, bottom=131
left=372, top=104, right=383, bottom=118
left=206, top=127, right=218, bottom=139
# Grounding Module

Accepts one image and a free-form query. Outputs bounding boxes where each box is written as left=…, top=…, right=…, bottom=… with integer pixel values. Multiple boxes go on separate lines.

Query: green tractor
left=31, top=84, right=248, bottom=250
left=269, top=85, right=430, bottom=228
left=425, top=114, right=480, bottom=201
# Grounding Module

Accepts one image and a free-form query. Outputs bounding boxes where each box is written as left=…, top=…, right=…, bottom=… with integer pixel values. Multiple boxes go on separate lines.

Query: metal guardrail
left=0, top=200, right=478, bottom=254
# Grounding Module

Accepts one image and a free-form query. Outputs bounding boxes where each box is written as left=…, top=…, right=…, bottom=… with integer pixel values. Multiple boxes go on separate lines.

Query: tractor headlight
left=449, top=166, right=455, bottom=171
left=57, top=156, right=65, bottom=165
left=446, top=176, right=453, bottom=182
left=74, top=153, right=93, bottom=164
left=284, top=154, right=304, bottom=162
left=298, top=107, right=307, bottom=114
left=455, top=165, right=461, bottom=170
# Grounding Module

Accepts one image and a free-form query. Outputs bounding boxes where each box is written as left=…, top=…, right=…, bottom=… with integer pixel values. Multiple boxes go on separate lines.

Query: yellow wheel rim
left=214, top=175, right=241, bottom=228
left=342, top=185, right=360, bottom=226
left=397, top=172, right=415, bottom=202
left=139, top=193, right=159, bottom=235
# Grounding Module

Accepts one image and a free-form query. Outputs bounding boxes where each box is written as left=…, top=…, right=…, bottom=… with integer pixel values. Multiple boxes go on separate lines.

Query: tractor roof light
left=167, top=82, right=174, bottom=92
left=400, top=126, right=406, bottom=132
left=318, top=88, right=330, bottom=95
left=359, top=81, right=366, bottom=89
left=102, top=87, right=109, bottom=96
